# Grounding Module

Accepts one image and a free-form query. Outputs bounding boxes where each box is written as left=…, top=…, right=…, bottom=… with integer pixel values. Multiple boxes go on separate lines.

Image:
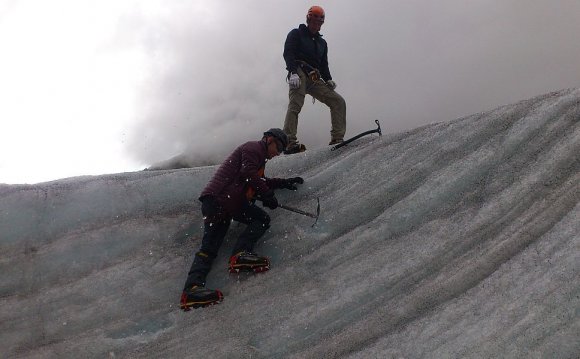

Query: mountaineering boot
left=180, top=285, right=223, bottom=311
left=229, top=251, right=270, bottom=273
left=328, top=138, right=343, bottom=145
left=284, top=142, right=306, bottom=155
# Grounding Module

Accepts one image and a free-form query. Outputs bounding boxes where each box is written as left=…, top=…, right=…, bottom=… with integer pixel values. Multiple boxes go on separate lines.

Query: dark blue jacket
left=283, top=24, right=332, bottom=81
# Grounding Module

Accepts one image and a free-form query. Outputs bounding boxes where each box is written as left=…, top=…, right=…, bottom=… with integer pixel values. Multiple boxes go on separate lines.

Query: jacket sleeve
left=265, top=177, right=286, bottom=189
left=283, top=29, right=300, bottom=74
left=240, top=145, right=272, bottom=195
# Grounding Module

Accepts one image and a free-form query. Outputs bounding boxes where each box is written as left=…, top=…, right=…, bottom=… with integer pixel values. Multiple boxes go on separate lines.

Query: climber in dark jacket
left=282, top=6, right=347, bottom=154
left=180, top=128, right=304, bottom=311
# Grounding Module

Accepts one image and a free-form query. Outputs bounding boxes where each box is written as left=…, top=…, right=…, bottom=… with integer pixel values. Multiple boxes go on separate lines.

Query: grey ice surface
left=1, top=89, right=579, bottom=358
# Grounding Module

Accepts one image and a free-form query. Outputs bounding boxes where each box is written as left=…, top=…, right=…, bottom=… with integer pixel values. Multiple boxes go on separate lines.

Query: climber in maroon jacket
left=180, top=128, right=304, bottom=311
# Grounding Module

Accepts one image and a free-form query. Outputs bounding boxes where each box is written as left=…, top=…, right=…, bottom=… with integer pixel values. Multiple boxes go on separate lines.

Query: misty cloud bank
left=119, top=1, right=580, bottom=168
left=1, top=88, right=579, bottom=358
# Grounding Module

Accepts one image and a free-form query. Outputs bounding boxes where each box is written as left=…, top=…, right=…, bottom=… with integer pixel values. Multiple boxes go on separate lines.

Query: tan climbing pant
left=283, top=67, right=346, bottom=145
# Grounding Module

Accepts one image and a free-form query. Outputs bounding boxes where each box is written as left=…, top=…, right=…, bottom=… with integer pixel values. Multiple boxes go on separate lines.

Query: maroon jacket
left=199, top=140, right=284, bottom=215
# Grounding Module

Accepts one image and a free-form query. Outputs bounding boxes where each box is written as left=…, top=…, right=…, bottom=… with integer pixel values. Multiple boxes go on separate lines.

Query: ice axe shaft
left=331, top=119, right=382, bottom=151
left=278, top=198, right=320, bottom=226
left=278, top=204, right=317, bottom=218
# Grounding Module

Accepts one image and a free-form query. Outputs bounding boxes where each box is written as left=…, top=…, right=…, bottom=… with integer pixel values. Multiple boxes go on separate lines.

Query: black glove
left=260, top=191, right=279, bottom=209
left=281, top=177, right=304, bottom=191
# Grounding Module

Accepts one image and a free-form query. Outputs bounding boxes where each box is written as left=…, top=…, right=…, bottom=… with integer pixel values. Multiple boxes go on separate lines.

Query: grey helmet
left=263, top=128, right=288, bottom=150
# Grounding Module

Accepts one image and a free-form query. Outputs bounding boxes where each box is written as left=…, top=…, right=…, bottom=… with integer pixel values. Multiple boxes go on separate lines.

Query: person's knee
left=257, top=213, right=271, bottom=229
left=288, top=91, right=306, bottom=108
left=288, top=100, right=304, bottom=114
left=250, top=214, right=271, bottom=233
left=262, top=213, right=271, bottom=228
left=329, top=94, right=346, bottom=110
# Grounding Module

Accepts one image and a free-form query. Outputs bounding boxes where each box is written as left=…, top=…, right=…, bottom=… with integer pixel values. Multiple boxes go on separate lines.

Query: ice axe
left=278, top=197, right=320, bottom=227
left=331, top=119, right=382, bottom=151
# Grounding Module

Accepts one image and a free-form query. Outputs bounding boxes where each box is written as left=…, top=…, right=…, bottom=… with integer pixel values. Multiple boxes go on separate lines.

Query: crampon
left=180, top=286, right=223, bottom=311
left=229, top=251, right=270, bottom=274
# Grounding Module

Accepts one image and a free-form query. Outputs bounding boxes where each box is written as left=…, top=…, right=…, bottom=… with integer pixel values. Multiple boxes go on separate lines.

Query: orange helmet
left=307, top=6, right=325, bottom=23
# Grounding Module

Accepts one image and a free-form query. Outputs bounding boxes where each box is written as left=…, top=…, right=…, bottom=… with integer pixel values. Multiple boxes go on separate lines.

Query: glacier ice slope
left=0, top=89, right=579, bottom=358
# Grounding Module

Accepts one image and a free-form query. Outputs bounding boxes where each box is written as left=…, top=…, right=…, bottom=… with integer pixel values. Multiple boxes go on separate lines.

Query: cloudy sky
left=1, top=0, right=579, bottom=184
